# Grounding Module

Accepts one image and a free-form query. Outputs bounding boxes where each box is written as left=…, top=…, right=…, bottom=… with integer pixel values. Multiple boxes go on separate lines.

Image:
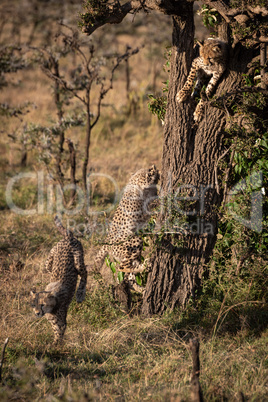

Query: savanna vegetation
left=0, top=0, right=267, bottom=400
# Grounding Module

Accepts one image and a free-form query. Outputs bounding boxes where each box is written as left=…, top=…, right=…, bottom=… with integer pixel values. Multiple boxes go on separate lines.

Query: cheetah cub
left=176, top=38, right=228, bottom=122
left=30, top=216, right=87, bottom=344
left=92, top=165, right=160, bottom=296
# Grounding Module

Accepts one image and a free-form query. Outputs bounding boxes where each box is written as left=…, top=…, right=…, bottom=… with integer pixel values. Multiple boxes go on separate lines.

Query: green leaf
left=208, top=16, right=214, bottom=26
left=117, top=271, right=124, bottom=283
left=105, top=257, right=116, bottom=274
left=110, top=262, right=116, bottom=274
left=136, top=274, right=142, bottom=286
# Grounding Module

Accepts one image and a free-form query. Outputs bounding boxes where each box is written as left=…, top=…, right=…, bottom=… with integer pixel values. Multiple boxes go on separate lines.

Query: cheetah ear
left=148, top=165, right=160, bottom=183
left=212, top=45, right=221, bottom=51
left=30, top=289, right=36, bottom=297
left=147, top=165, right=156, bottom=179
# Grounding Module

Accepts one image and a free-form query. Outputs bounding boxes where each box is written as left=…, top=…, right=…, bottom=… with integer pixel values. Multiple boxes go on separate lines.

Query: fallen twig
left=189, top=338, right=204, bottom=402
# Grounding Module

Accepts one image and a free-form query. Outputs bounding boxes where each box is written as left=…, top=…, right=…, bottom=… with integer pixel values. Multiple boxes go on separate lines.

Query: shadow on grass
left=164, top=302, right=268, bottom=339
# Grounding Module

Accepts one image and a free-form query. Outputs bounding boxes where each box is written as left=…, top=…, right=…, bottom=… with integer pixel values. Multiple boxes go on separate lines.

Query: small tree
left=29, top=38, right=83, bottom=203
left=40, top=24, right=139, bottom=192
left=20, top=25, right=139, bottom=207
left=0, top=46, right=29, bottom=117
left=0, top=45, right=32, bottom=166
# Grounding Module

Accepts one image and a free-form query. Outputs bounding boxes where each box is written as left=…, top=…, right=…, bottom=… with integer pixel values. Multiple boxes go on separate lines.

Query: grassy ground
left=0, top=223, right=267, bottom=401
left=0, top=1, right=267, bottom=401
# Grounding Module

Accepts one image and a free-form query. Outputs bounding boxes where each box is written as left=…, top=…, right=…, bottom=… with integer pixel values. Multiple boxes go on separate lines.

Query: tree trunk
left=66, top=138, right=77, bottom=205
left=141, top=6, right=254, bottom=315
left=54, top=60, right=65, bottom=187
left=82, top=89, right=91, bottom=192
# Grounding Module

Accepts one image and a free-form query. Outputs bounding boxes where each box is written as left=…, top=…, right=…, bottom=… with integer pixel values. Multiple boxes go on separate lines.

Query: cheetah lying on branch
left=176, top=38, right=228, bottom=122
left=30, top=216, right=87, bottom=344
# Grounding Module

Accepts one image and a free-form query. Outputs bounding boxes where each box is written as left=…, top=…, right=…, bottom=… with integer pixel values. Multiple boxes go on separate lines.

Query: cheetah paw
left=176, top=90, right=189, bottom=103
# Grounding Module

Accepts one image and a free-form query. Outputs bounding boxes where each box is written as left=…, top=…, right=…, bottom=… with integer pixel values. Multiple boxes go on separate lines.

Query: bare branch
left=41, top=66, right=87, bottom=105
left=82, top=1, right=134, bottom=35
left=91, top=46, right=140, bottom=130
left=66, top=138, right=77, bottom=206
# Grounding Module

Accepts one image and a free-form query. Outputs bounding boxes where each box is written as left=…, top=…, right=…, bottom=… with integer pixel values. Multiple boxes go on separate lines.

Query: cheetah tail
left=54, top=215, right=72, bottom=238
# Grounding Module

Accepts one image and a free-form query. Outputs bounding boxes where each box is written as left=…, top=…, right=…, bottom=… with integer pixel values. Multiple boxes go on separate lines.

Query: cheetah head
left=122, top=165, right=159, bottom=217
left=30, top=289, right=58, bottom=317
left=200, top=38, right=228, bottom=65
left=128, top=165, right=160, bottom=189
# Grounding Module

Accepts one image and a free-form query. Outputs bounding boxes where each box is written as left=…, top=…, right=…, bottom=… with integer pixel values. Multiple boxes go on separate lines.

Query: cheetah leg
left=44, top=247, right=56, bottom=273
left=176, top=61, right=198, bottom=102
left=89, top=247, right=108, bottom=274
left=46, top=311, right=66, bottom=344
left=126, top=273, right=145, bottom=294
left=205, top=70, right=223, bottom=98
left=118, top=261, right=146, bottom=293
left=132, top=262, right=147, bottom=274
left=194, top=70, right=223, bottom=122
left=73, top=247, right=87, bottom=303
left=192, top=70, right=204, bottom=98
left=194, top=100, right=205, bottom=123
left=119, top=257, right=146, bottom=274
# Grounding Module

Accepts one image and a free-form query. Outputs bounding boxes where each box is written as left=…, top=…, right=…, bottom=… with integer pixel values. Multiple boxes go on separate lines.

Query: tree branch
left=82, top=1, right=136, bottom=35
left=66, top=138, right=77, bottom=206
left=81, top=0, right=195, bottom=35
left=200, top=0, right=232, bottom=23
left=41, top=66, right=87, bottom=105
left=200, top=0, right=268, bottom=20
left=91, top=46, right=140, bottom=129
left=211, top=87, right=268, bottom=106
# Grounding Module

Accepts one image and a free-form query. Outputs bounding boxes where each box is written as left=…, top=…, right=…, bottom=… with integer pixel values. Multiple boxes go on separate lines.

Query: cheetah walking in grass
left=30, top=216, right=87, bottom=344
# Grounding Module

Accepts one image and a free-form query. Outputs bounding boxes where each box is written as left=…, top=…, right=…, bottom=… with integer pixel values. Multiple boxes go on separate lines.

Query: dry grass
left=0, top=269, right=267, bottom=401
left=1, top=214, right=267, bottom=400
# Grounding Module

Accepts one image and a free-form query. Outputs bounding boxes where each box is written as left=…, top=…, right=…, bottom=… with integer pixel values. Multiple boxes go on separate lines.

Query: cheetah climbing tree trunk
left=141, top=8, right=254, bottom=316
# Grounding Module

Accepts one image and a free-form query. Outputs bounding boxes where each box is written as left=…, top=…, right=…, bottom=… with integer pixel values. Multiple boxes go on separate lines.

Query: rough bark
left=141, top=6, right=254, bottom=315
